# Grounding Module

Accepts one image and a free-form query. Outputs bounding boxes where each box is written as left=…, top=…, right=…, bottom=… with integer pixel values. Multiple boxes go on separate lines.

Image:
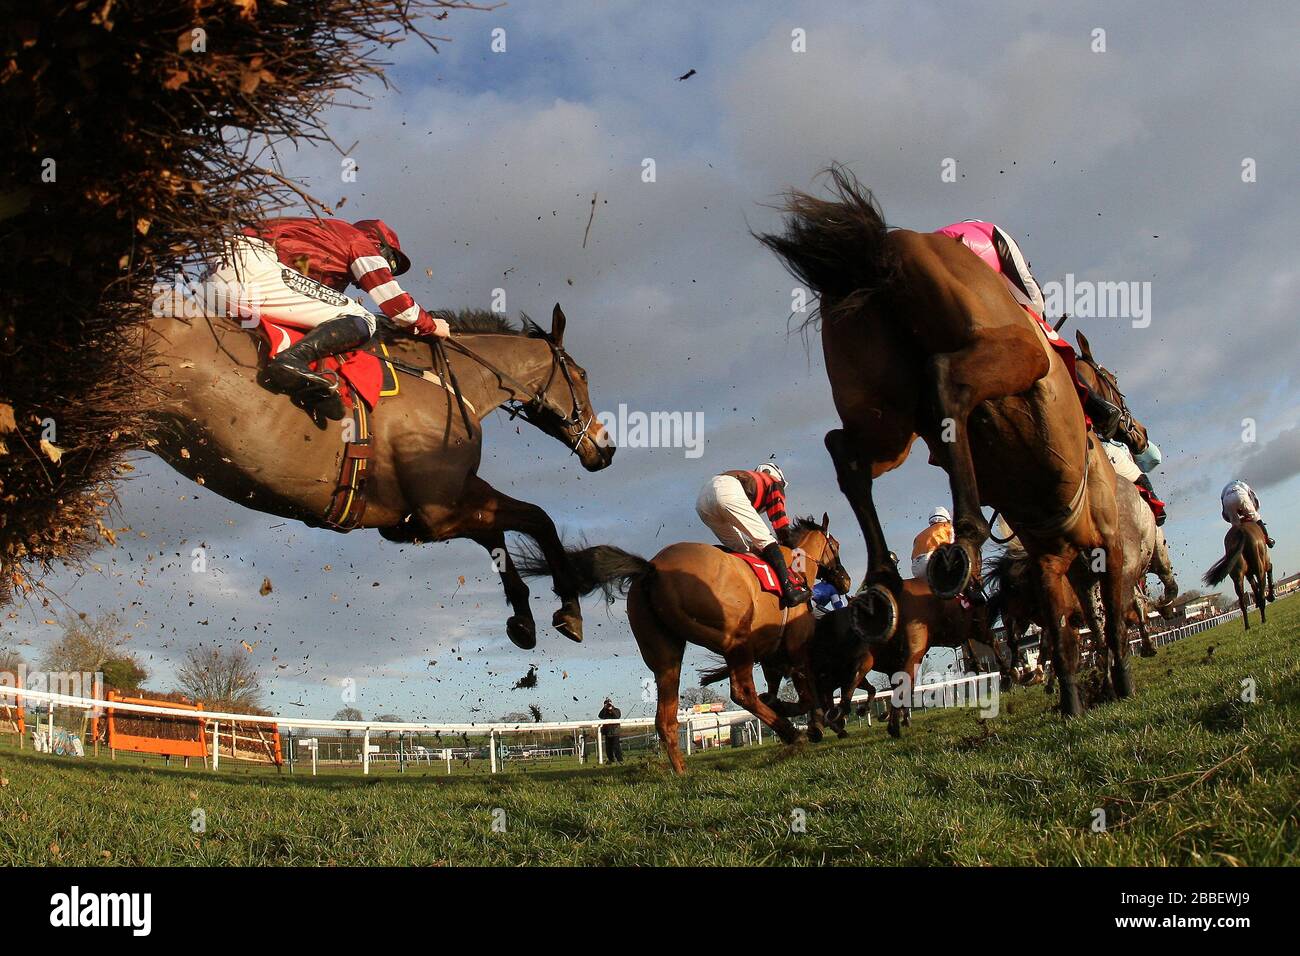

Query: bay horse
left=1203, top=522, right=1274, bottom=630
left=516, top=516, right=852, bottom=774
left=139, top=303, right=613, bottom=650
left=758, top=167, right=1130, bottom=716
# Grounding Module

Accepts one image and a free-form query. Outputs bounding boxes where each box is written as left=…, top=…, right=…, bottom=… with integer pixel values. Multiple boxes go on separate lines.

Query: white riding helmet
left=756, top=461, right=785, bottom=486
left=928, top=506, right=952, bottom=524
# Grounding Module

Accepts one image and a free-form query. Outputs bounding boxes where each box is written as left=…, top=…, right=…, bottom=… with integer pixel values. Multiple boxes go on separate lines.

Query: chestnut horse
left=1203, top=522, right=1274, bottom=630
left=140, top=303, right=613, bottom=650
left=517, top=516, right=851, bottom=774
left=758, top=167, right=1130, bottom=716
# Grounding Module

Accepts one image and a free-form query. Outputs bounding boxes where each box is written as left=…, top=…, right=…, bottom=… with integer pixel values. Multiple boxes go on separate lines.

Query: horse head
left=790, top=512, right=853, bottom=594
left=515, top=304, right=615, bottom=472
left=1075, top=330, right=1149, bottom=453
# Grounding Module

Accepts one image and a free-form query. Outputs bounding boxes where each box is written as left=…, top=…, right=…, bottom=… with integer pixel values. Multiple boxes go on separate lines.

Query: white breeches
left=1222, top=488, right=1260, bottom=526
left=208, top=236, right=375, bottom=334
left=696, top=475, right=775, bottom=552
left=911, top=552, right=932, bottom=580
left=1103, top=440, right=1142, bottom=483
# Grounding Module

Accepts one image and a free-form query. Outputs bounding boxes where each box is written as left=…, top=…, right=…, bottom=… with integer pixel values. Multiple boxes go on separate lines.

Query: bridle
left=442, top=335, right=594, bottom=455
left=799, top=529, right=850, bottom=589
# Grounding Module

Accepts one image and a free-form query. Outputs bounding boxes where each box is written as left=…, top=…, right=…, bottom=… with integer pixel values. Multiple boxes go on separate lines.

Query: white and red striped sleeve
left=346, top=242, right=424, bottom=328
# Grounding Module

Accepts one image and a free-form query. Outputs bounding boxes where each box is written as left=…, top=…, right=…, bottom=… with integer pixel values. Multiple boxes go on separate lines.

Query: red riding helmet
left=352, top=219, right=411, bottom=276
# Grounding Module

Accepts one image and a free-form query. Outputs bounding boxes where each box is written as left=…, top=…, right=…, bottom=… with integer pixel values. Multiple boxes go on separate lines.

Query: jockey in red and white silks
left=209, top=217, right=448, bottom=405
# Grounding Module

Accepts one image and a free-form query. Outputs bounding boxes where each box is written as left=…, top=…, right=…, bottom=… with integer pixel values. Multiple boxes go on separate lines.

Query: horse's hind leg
left=1233, top=570, right=1250, bottom=632
left=726, top=648, right=803, bottom=746
left=1039, top=552, right=1085, bottom=716
left=629, top=585, right=687, bottom=774
left=923, top=327, right=1049, bottom=598
left=466, top=530, right=536, bottom=650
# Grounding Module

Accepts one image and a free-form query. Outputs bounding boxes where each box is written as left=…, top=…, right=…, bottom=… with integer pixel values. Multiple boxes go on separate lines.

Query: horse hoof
left=507, top=616, right=537, bottom=650
left=1139, top=645, right=1157, bottom=659
left=887, top=722, right=901, bottom=739
left=553, top=611, right=583, bottom=643
left=807, top=726, right=824, bottom=744
left=927, top=543, right=971, bottom=599
left=1060, top=681, right=1084, bottom=717
left=851, top=585, right=899, bottom=642
left=1113, top=663, right=1135, bottom=699
left=835, top=729, right=849, bottom=739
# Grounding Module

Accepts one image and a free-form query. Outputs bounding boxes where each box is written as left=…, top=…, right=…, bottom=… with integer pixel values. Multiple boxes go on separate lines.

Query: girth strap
left=323, top=399, right=372, bottom=531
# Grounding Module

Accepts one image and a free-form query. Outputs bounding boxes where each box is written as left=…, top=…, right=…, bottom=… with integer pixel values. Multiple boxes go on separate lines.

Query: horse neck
left=447, top=334, right=556, bottom=419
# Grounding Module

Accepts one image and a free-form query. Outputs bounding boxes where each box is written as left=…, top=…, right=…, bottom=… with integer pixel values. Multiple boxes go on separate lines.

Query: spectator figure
left=599, top=697, right=624, bottom=763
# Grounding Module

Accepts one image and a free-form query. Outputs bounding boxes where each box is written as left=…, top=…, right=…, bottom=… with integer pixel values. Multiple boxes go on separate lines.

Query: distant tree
left=680, top=685, right=727, bottom=708
left=175, top=645, right=263, bottom=712
left=39, top=613, right=147, bottom=691
left=334, top=707, right=363, bottom=738
left=0, top=646, right=24, bottom=681
left=376, top=714, right=403, bottom=739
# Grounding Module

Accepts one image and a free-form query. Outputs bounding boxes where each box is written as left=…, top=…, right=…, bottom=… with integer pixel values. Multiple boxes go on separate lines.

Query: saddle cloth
left=718, top=547, right=805, bottom=596
left=259, top=319, right=387, bottom=409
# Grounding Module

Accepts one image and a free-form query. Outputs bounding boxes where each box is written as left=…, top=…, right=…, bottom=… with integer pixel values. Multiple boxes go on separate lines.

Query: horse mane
left=789, top=515, right=823, bottom=535
left=755, top=163, right=902, bottom=333
left=425, top=308, right=548, bottom=337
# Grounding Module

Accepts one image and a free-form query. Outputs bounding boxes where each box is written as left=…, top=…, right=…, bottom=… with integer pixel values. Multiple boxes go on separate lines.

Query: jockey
left=811, top=580, right=849, bottom=618
left=210, top=217, right=450, bottom=409
left=1102, top=438, right=1167, bottom=525
left=696, top=461, right=812, bottom=608
left=1221, top=480, right=1274, bottom=547
left=910, top=506, right=955, bottom=580
left=937, top=219, right=1124, bottom=436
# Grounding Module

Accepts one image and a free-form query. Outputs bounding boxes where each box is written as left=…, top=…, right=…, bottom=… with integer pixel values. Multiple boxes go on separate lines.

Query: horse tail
left=698, top=659, right=730, bottom=686
left=513, top=541, right=655, bottom=601
left=982, top=548, right=1027, bottom=628
left=1202, top=532, right=1246, bottom=587
left=755, top=164, right=899, bottom=327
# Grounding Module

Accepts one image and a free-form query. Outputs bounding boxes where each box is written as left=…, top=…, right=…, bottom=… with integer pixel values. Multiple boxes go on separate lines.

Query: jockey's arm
left=346, top=241, right=449, bottom=338
left=765, top=489, right=792, bottom=543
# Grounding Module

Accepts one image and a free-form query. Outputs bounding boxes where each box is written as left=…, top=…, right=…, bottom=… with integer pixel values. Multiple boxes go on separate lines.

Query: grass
left=1, top=596, right=1297, bottom=866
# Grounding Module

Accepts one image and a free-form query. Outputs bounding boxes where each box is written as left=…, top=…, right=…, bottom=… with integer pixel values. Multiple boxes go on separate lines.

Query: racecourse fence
left=0, top=596, right=1282, bottom=776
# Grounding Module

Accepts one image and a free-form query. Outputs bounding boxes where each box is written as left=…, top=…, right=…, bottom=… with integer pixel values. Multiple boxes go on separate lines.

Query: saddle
left=256, top=320, right=400, bottom=532
left=716, top=547, right=806, bottom=596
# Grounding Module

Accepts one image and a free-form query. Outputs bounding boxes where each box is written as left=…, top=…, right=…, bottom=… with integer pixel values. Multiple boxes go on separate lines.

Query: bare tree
left=39, top=613, right=147, bottom=691
left=176, top=645, right=263, bottom=712
left=681, top=685, right=727, bottom=708
left=334, top=707, right=363, bottom=738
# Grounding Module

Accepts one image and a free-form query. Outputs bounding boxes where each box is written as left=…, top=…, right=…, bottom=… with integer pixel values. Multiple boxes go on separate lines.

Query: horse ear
left=821, top=511, right=830, bottom=533
left=1075, top=329, right=1093, bottom=360
left=551, top=303, right=566, bottom=346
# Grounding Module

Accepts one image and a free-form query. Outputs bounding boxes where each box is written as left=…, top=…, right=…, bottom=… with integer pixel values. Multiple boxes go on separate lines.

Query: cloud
left=1238, top=424, right=1300, bottom=490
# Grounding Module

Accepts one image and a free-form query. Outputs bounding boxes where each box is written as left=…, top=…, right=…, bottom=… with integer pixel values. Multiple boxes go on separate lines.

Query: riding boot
left=263, top=315, right=371, bottom=396
left=1258, top=521, right=1276, bottom=548
left=1135, top=474, right=1168, bottom=526
left=760, top=542, right=811, bottom=609
left=1083, top=387, right=1122, bottom=440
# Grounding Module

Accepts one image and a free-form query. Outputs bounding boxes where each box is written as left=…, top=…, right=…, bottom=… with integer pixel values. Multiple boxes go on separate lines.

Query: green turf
left=1, top=596, right=1297, bottom=866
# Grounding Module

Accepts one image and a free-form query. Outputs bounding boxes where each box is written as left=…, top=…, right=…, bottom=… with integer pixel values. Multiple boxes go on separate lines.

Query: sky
left=4, top=1, right=1298, bottom=727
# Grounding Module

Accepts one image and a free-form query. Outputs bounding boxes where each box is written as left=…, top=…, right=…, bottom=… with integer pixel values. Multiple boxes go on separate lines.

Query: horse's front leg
left=433, top=476, right=584, bottom=644
left=466, top=530, right=536, bottom=650
left=825, top=428, right=901, bottom=641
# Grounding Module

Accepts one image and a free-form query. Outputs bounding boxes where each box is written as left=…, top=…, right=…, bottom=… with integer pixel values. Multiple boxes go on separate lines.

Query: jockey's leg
left=759, top=541, right=811, bottom=609
left=1257, top=521, right=1275, bottom=548
left=1083, top=386, right=1123, bottom=440
left=263, top=313, right=373, bottom=401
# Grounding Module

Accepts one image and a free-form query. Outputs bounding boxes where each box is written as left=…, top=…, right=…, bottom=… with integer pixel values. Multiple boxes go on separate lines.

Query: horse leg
left=441, top=476, right=585, bottom=643
left=628, top=585, right=688, bottom=774
left=825, top=428, right=900, bottom=640
left=1233, top=569, right=1249, bottom=632
left=1251, top=571, right=1267, bottom=627
left=1039, top=552, right=1085, bottom=716
left=727, top=650, right=802, bottom=746
left=465, top=530, right=536, bottom=650
left=923, top=331, right=1049, bottom=599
